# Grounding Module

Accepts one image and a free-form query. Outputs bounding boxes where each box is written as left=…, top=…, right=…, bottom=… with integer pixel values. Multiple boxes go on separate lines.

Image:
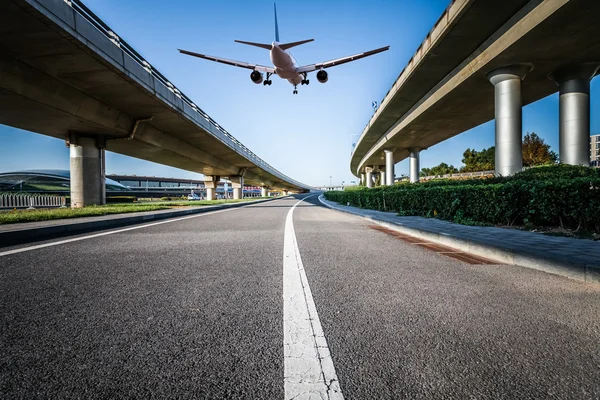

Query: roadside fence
left=0, top=193, right=67, bottom=209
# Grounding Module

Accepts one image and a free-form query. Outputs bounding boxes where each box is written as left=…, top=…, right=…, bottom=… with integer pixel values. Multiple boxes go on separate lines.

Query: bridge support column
left=69, top=136, right=105, bottom=208
left=261, top=187, right=268, bottom=197
left=229, top=176, right=244, bottom=200
left=550, top=63, right=600, bottom=166
left=360, top=173, right=365, bottom=186
left=487, top=64, right=531, bottom=176
left=380, top=171, right=386, bottom=187
left=409, top=148, right=420, bottom=183
left=365, top=168, right=373, bottom=188
left=384, top=150, right=395, bottom=186
left=204, top=176, right=220, bottom=200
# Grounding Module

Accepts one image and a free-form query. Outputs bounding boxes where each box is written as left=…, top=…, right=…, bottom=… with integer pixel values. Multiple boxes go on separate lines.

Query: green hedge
left=325, top=166, right=600, bottom=232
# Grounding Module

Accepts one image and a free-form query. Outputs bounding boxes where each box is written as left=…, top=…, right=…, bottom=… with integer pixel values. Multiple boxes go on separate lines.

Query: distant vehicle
left=187, top=193, right=201, bottom=200
left=178, top=4, right=389, bottom=94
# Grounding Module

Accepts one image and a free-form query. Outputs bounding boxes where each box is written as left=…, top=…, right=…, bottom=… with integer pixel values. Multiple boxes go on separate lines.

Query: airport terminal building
left=0, top=170, right=265, bottom=198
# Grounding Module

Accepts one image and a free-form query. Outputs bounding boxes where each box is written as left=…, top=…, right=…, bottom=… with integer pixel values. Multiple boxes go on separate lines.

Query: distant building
left=591, top=134, right=600, bottom=167
left=0, top=170, right=128, bottom=192
left=108, top=175, right=263, bottom=197
left=0, top=170, right=263, bottom=198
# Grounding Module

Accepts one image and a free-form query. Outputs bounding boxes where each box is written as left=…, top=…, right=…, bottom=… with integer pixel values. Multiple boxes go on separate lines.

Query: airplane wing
left=295, top=46, right=390, bottom=74
left=178, top=49, right=276, bottom=74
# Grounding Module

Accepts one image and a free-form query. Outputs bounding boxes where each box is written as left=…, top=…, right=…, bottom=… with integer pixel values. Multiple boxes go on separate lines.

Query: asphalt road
left=1, top=194, right=599, bottom=399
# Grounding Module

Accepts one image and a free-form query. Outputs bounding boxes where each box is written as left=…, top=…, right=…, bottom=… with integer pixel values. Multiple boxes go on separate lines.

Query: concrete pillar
left=487, top=64, right=531, bottom=176
left=409, top=148, right=420, bottom=183
left=380, top=171, right=385, bottom=187
left=204, top=176, right=219, bottom=200
left=229, top=176, right=244, bottom=200
left=550, top=63, right=599, bottom=166
left=360, top=173, right=365, bottom=186
left=69, top=136, right=105, bottom=208
left=365, top=168, right=373, bottom=188
left=100, top=148, right=106, bottom=205
left=384, top=150, right=394, bottom=186
left=261, top=187, right=268, bottom=197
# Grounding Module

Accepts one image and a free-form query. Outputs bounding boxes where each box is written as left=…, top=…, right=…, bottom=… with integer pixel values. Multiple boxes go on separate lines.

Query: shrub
left=325, top=169, right=600, bottom=233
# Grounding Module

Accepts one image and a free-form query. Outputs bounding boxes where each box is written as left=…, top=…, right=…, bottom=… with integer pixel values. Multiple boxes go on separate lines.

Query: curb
left=0, top=197, right=285, bottom=247
left=318, top=195, right=600, bottom=285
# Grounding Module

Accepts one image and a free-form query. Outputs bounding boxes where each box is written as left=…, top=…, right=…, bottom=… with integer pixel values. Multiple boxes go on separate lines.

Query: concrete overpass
left=0, top=0, right=311, bottom=207
left=351, top=0, right=600, bottom=186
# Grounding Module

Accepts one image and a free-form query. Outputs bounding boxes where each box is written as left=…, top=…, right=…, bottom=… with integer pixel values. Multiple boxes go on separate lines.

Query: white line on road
left=0, top=202, right=267, bottom=257
left=283, top=196, right=344, bottom=400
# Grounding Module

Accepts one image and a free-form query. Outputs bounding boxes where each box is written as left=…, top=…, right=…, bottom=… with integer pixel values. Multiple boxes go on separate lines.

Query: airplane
left=178, top=4, right=389, bottom=94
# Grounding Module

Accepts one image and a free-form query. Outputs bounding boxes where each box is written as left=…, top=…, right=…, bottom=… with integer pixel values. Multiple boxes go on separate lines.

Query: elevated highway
left=352, top=0, right=600, bottom=186
left=0, top=0, right=311, bottom=206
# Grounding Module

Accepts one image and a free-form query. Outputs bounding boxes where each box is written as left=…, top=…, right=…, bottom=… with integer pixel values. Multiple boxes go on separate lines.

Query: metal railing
left=0, top=193, right=66, bottom=209
left=419, top=170, right=494, bottom=181
left=66, top=0, right=308, bottom=189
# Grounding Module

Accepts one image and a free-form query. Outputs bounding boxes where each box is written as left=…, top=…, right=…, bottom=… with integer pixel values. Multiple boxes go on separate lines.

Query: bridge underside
left=353, top=0, right=600, bottom=175
left=0, top=0, right=305, bottom=192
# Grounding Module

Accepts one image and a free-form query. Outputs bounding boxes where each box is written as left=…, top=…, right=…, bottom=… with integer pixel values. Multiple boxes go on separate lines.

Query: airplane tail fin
left=235, top=5, right=313, bottom=51
left=234, top=40, right=273, bottom=50
left=280, top=39, right=314, bottom=50
left=274, top=3, right=280, bottom=42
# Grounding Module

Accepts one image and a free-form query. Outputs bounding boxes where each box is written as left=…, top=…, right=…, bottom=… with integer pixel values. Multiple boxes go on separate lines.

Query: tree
left=421, top=162, right=459, bottom=177
left=522, top=132, right=558, bottom=167
left=460, top=147, right=495, bottom=172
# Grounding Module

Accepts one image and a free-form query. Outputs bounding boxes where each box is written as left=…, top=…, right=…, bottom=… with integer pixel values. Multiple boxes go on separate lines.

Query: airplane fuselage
left=270, top=42, right=302, bottom=86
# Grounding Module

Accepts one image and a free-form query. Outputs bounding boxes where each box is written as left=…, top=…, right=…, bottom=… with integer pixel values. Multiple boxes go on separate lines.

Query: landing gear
left=300, top=72, right=310, bottom=85
left=263, top=72, right=273, bottom=86
left=293, top=84, right=298, bottom=94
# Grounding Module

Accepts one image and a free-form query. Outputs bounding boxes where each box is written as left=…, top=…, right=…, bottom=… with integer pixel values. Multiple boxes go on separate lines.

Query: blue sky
left=1, top=0, right=599, bottom=186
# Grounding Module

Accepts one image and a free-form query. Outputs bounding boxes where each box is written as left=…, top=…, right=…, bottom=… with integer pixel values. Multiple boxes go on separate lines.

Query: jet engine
left=250, top=71, right=263, bottom=84
left=316, top=70, right=328, bottom=83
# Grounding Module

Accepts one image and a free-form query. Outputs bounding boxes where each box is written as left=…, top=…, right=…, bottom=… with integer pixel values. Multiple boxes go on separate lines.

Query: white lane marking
left=0, top=200, right=275, bottom=257
left=283, top=196, right=344, bottom=400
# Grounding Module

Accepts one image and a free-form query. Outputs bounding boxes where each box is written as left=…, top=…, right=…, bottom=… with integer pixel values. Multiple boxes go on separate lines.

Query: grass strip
left=0, top=198, right=268, bottom=224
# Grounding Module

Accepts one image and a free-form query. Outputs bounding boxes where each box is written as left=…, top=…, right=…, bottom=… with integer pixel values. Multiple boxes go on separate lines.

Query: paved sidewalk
left=319, top=195, right=600, bottom=284
left=0, top=197, right=280, bottom=247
